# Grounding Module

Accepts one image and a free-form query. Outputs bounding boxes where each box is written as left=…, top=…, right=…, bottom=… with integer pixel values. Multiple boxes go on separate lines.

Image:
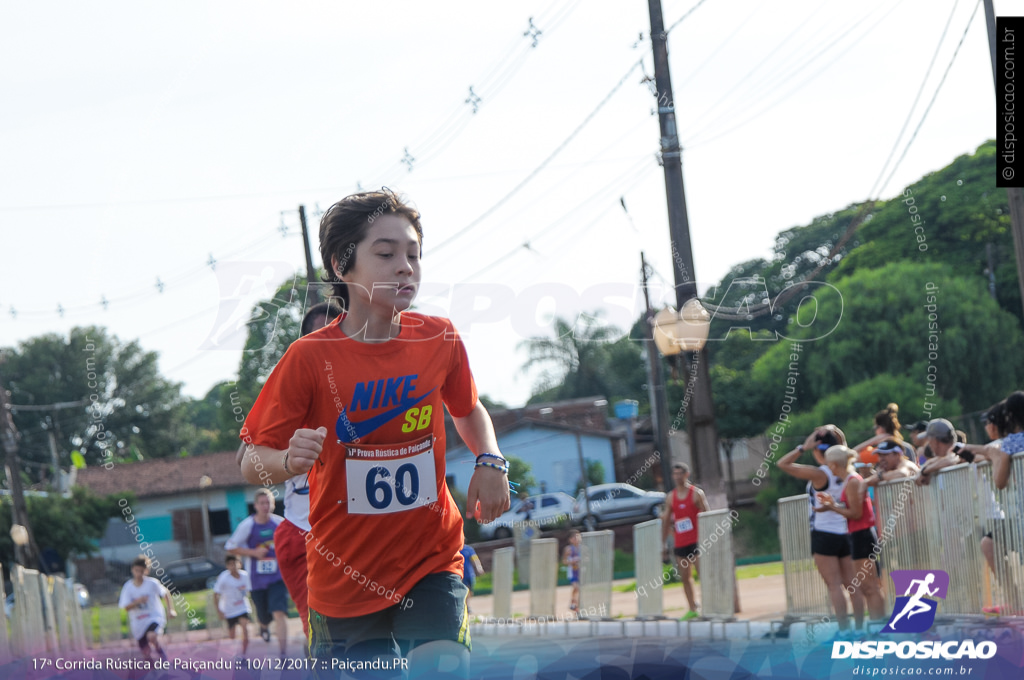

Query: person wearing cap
left=864, top=440, right=920, bottom=486
left=916, top=418, right=1008, bottom=489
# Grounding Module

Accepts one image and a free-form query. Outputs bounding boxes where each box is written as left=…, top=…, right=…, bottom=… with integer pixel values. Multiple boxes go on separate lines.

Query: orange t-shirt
left=242, top=312, right=478, bottom=618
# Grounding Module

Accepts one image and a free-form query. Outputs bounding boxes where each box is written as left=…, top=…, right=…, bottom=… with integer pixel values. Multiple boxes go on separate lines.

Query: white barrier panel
left=51, top=576, right=70, bottom=655
left=0, top=577, right=10, bottom=664
left=529, top=538, right=558, bottom=619
left=697, top=510, right=736, bottom=620
left=492, top=547, right=515, bottom=620
left=978, top=454, right=1024, bottom=616
left=778, top=495, right=831, bottom=618
left=39, top=575, right=58, bottom=654
left=579, top=531, right=613, bottom=618
left=68, top=579, right=86, bottom=652
left=633, top=519, right=663, bottom=619
left=13, top=566, right=46, bottom=656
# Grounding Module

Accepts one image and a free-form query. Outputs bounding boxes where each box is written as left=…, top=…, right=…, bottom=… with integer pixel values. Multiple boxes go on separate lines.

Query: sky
left=0, top=0, right=1010, bottom=411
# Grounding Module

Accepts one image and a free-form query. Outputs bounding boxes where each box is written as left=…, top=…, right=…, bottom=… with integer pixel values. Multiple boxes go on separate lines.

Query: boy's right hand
left=287, top=427, right=328, bottom=474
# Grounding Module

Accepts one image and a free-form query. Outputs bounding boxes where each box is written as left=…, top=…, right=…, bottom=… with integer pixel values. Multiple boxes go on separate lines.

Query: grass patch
left=736, top=561, right=784, bottom=580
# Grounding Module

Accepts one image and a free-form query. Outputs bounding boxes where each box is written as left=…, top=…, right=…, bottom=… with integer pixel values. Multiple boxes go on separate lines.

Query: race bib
left=345, top=435, right=438, bottom=515
left=255, top=559, right=278, bottom=574
left=675, top=517, right=694, bottom=534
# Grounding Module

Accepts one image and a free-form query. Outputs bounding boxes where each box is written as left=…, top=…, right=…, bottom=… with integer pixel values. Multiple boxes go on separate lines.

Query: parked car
left=573, top=483, right=666, bottom=531
left=478, top=492, right=576, bottom=540
left=164, top=557, right=221, bottom=592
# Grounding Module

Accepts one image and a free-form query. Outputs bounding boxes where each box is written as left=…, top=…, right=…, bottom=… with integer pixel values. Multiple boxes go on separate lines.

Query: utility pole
left=298, top=205, right=319, bottom=304
left=641, top=253, right=675, bottom=492
left=985, top=0, right=1024, bottom=318
left=0, top=374, right=42, bottom=569
left=647, top=0, right=724, bottom=505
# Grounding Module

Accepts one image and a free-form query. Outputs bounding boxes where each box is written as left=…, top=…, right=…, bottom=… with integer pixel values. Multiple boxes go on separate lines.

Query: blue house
left=445, top=418, right=626, bottom=498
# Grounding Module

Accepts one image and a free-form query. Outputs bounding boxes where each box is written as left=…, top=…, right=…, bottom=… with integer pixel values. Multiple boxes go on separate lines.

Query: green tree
left=0, top=488, right=127, bottom=566
left=506, top=455, right=536, bottom=496
left=2, top=327, right=190, bottom=479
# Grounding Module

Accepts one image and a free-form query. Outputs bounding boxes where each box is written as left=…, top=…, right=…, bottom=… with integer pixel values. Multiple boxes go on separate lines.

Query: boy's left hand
left=466, top=466, right=510, bottom=523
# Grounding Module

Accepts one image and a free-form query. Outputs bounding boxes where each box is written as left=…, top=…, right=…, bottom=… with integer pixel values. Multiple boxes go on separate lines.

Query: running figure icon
left=887, top=573, right=939, bottom=627
left=881, top=569, right=949, bottom=634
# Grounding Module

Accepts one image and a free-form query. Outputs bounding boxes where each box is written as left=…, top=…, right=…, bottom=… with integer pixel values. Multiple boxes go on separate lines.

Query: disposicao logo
left=831, top=569, right=998, bottom=661
left=881, top=570, right=948, bottom=634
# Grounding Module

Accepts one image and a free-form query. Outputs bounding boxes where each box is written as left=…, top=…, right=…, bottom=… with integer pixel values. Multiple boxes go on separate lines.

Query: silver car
left=573, top=483, right=666, bottom=531
left=477, top=492, right=576, bottom=540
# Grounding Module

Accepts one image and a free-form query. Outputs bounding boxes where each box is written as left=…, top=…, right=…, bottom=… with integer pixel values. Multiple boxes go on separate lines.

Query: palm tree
left=518, top=312, right=620, bottom=403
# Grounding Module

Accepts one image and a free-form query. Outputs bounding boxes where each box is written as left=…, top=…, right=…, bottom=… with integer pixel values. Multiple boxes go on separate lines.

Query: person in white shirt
left=213, top=555, right=253, bottom=657
left=118, top=555, right=176, bottom=661
left=224, top=488, right=287, bottom=656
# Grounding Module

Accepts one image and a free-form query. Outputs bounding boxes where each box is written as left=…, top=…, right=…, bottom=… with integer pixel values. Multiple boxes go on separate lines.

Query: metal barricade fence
left=978, top=453, right=1024, bottom=616
left=633, top=519, right=663, bottom=618
left=696, top=510, right=736, bottom=620
left=782, top=456, right=1024, bottom=622
left=778, top=495, right=831, bottom=618
left=579, top=530, right=613, bottom=618
left=933, top=464, right=985, bottom=615
left=529, top=538, right=558, bottom=619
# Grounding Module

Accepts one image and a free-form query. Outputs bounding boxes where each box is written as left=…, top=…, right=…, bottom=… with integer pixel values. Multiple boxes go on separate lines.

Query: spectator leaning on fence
left=778, top=429, right=860, bottom=634
left=814, top=446, right=887, bottom=627
left=863, top=439, right=920, bottom=486
left=1000, top=391, right=1024, bottom=457
left=916, top=418, right=1009, bottom=490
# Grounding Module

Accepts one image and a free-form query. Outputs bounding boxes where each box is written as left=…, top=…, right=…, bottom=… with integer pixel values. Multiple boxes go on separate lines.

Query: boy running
left=213, top=555, right=253, bottom=658
left=224, top=488, right=288, bottom=657
left=562, top=530, right=582, bottom=613
left=240, top=190, right=509, bottom=677
left=118, top=555, right=176, bottom=662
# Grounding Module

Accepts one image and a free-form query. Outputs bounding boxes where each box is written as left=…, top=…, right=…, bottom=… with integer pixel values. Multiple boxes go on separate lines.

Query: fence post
left=633, top=518, right=663, bottom=619
left=491, top=547, right=515, bottom=620
left=579, top=530, right=613, bottom=619
left=528, top=538, right=558, bottom=619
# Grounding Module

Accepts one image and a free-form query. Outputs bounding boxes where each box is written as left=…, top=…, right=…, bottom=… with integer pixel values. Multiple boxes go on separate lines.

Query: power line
left=875, top=0, right=983, bottom=198
left=869, top=0, right=962, bottom=200
left=685, top=0, right=906, bottom=148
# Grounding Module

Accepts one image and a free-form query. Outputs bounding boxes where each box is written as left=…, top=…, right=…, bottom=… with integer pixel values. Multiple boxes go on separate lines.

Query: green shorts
left=308, top=571, right=470, bottom=674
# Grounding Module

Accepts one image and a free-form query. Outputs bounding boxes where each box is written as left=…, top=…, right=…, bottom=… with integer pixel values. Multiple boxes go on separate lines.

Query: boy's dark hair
left=301, top=301, right=344, bottom=337
left=131, top=555, right=150, bottom=569
left=225, top=555, right=241, bottom=567
left=318, top=189, right=423, bottom=309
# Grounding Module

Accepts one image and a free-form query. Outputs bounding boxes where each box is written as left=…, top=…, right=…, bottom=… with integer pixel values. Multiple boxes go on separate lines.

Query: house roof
left=74, top=450, right=246, bottom=498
